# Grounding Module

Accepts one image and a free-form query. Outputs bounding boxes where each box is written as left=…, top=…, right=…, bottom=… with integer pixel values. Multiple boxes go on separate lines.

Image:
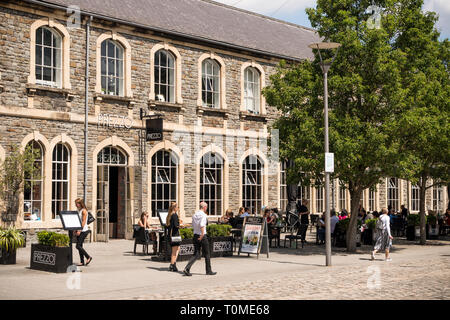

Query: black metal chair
left=133, top=225, right=156, bottom=255
left=231, top=217, right=245, bottom=251
left=284, top=224, right=308, bottom=249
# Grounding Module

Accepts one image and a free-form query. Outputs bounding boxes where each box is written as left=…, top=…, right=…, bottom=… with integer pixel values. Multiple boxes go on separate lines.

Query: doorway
left=96, top=146, right=130, bottom=242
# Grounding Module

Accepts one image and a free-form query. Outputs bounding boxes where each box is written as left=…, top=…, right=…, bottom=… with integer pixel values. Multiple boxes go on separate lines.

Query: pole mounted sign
left=145, top=118, right=163, bottom=141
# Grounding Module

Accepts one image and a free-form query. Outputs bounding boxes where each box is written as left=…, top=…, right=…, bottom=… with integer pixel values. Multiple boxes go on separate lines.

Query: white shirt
left=330, top=215, right=339, bottom=234
left=78, top=209, right=89, bottom=232
left=192, top=210, right=208, bottom=235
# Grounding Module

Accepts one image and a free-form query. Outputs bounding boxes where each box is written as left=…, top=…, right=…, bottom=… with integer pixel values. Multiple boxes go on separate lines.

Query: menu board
left=239, top=216, right=269, bottom=258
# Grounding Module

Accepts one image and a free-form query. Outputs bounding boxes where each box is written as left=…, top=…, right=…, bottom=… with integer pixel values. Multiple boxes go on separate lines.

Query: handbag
left=171, top=235, right=182, bottom=243
left=87, top=211, right=95, bottom=225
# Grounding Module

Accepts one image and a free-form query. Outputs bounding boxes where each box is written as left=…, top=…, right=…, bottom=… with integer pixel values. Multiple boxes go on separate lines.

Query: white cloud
left=423, top=0, right=450, bottom=38
left=215, top=0, right=315, bottom=16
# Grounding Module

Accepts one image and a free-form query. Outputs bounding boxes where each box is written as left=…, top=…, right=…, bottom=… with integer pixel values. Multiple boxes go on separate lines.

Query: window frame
left=244, top=66, right=261, bottom=114
left=24, top=141, right=44, bottom=221
left=100, top=39, right=124, bottom=96
left=51, top=143, right=70, bottom=219
left=200, top=152, right=223, bottom=217
left=35, top=26, right=62, bottom=88
left=151, top=150, right=178, bottom=218
left=242, top=155, right=263, bottom=216
left=154, top=49, right=176, bottom=103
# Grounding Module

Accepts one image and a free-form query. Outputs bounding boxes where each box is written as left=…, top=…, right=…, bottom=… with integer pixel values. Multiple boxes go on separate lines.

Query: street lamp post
left=308, top=42, right=341, bottom=266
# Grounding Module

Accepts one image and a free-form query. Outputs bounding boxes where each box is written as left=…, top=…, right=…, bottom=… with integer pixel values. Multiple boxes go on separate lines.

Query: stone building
left=0, top=0, right=447, bottom=241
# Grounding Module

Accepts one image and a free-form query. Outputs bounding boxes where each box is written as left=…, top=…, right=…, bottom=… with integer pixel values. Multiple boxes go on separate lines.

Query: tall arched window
left=200, top=152, right=223, bottom=216
left=101, top=39, right=124, bottom=96
left=280, top=161, right=287, bottom=213
left=244, top=67, right=260, bottom=114
left=368, top=187, right=376, bottom=211
left=35, top=26, right=62, bottom=88
left=151, top=150, right=177, bottom=217
left=154, top=49, right=175, bottom=103
left=242, top=155, right=262, bottom=215
left=24, top=141, right=44, bottom=221
left=316, top=186, right=324, bottom=213
left=202, top=59, right=220, bottom=108
left=387, top=177, right=399, bottom=211
left=411, top=184, right=419, bottom=212
left=52, top=144, right=70, bottom=219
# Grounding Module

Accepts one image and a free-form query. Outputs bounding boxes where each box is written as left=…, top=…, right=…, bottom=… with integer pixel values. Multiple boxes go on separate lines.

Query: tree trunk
left=419, top=176, right=427, bottom=245
left=346, top=188, right=362, bottom=252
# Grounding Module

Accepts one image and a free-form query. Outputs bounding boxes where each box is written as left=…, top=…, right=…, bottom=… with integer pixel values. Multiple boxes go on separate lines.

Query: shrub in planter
left=206, top=224, right=232, bottom=237
left=0, top=227, right=25, bottom=265
left=180, top=228, right=194, bottom=239
left=30, top=231, right=72, bottom=273
left=207, top=224, right=233, bottom=257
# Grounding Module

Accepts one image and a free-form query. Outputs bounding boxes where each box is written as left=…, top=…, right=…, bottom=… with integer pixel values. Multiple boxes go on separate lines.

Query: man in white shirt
left=183, top=202, right=216, bottom=276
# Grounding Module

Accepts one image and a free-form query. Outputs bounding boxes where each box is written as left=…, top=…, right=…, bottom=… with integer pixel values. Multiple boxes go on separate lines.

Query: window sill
left=197, top=106, right=229, bottom=118
left=239, top=111, right=267, bottom=122
left=148, top=100, right=185, bottom=112
left=26, top=84, right=74, bottom=101
left=94, top=93, right=135, bottom=108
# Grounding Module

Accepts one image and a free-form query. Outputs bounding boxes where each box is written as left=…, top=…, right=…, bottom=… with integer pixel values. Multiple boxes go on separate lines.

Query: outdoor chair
left=284, top=224, right=308, bottom=249
left=231, top=217, right=244, bottom=251
left=133, top=225, right=156, bottom=255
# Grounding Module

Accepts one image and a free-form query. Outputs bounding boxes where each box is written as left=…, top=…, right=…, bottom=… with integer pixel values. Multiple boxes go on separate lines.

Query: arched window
left=202, top=59, right=220, bottom=108
left=244, top=67, right=260, bottom=114
left=280, top=161, right=287, bottom=212
left=101, top=40, right=124, bottom=96
left=411, top=184, right=419, bottom=212
left=151, top=150, right=177, bottom=217
left=35, top=26, right=62, bottom=88
left=339, top=183, right=347, bottom=211
left=97, top=146, right=127, bottom=165
left=52, top=144, right=70, bottom=219
left=154, top=49, right=175, bottom=103
left=242, top=155, right=262, bottom=215
left=200, top=152, right=223, bottom=216
left=368, top=187, right=376, bottom=211
left=316, top=186, right=324, bottom=213
left=24, top=141, right=44, bottom=221
left=387, top=177, right=399, bottom=211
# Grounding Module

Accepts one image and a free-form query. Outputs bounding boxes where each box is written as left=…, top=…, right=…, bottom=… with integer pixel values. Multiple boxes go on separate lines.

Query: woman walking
left=166, top=202, right=181, bottom=272
left=371, top=208, right=393, bottom=261
left=75, top=198, right=92, bottom=266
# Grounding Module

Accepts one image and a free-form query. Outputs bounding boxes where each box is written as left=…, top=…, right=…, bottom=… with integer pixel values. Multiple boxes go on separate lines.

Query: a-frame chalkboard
left=238, top=216, right=269, bottom=259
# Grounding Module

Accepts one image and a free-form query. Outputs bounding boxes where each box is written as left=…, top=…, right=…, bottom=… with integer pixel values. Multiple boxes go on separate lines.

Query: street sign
left=325, top=152, right=334, bottom=173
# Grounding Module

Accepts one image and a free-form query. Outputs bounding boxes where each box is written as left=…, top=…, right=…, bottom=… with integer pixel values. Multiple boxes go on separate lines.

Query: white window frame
left=154, top=49, right=176, bottom=103
left=244, top=67, right=261, bottom=114
left=51, top=143, right=70, bottom=219
left=242, top=155, right=262, bottom=215
left=101, top=39, right=124, bottom=96
left=35, top=26, right=62, bottom=88
left=202, top=59, right=221, bottom=108
left=24, top=141, right=44, bottom=221
left=200, top=152, right=223, bottom=217
left=151, top=150, right=178, bottom=218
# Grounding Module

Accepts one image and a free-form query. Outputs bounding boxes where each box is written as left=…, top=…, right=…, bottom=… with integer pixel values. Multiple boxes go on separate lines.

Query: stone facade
left=0, top=2, right=447, bottom=241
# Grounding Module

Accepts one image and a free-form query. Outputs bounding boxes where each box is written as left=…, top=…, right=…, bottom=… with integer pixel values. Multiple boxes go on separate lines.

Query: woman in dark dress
left=166, top=202, right=181, bottom=272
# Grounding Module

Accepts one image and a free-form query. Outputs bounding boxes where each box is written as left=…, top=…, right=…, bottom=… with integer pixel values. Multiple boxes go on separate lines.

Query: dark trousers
left=76, top=230, right=91, bottom=264
left=185, top=234, right=212, bottom=273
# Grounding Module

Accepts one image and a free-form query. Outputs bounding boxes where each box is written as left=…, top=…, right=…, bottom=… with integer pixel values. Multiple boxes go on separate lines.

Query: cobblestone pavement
left=130, top=255, right=450, bottom=300
left=1, top=233, right=449, bottom=300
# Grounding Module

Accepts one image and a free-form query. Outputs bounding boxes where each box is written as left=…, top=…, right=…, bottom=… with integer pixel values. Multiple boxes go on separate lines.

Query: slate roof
left=30, top=0, right=320, bottom=60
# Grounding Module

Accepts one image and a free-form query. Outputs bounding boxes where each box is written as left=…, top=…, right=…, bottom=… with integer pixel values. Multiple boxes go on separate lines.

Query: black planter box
left=152, top=236, right=233, bottom=262
left=30, top=244, right=72, bottom=273
left=0, top=248, right=16, bottom=265
left=334, top=231, right=361, bottom=248
left=406, top=225, right=416, bottom=240
left=362, top=229, right=374, bottom=245
left=427, top=224, right=439, bottom=240
left=209, top=236, right=233, bottom=258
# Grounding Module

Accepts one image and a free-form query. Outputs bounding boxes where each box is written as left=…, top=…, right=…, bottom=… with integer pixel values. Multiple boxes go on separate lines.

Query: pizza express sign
left=146, top=118, right=163, bottom=141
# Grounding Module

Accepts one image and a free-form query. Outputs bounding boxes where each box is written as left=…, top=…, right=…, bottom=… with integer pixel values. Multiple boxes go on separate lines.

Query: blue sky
left=215, top=0, right=449, bottom=40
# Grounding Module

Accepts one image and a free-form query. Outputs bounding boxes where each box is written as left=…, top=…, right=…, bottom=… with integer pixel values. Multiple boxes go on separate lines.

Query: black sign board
left=58, top=211, right=82, bottom=231
left=238, top=216, right=269, bottom=259
left=146, top=118, right=163, bottom=141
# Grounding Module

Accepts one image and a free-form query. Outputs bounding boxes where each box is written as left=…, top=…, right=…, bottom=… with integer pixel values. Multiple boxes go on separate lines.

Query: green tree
left=0, top=143, right=41, bottom=228
left=264, top=0, right=408, bottom=252
left=394, top=1, right=449, bottom=244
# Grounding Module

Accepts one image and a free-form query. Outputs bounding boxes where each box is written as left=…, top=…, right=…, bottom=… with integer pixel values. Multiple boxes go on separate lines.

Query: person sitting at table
left=241, top=207, right=250, bottom=217
left=138, top=211, right=157, bottom=255
left=219, top=209, right=234, bottom=224
left=317, top=213, right=326, bottom=244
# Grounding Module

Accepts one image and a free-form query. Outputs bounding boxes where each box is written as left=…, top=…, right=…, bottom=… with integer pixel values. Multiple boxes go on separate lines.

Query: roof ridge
left=199, top=0, right=316, bottom=33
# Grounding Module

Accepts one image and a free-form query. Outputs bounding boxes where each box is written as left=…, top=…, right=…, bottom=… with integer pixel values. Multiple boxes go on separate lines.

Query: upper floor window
left=202, top=59, right=220, bottom=108
left=101, top=40, right=124, bottom=96
left=35, top=27, right=62, bottom=88
left=154, top=49, right=175, bottom=103
left=244, top=67, right=261, bottom=114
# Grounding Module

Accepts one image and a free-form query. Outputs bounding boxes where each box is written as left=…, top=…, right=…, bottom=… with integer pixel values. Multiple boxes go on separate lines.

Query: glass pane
left=35, top=66, right=42, bottom=81
left=36, top=28, right=42, bottom=45
left=108, top=41, right=115, bottom=58
left=168, top=54, right=174, bottom=68
left=44, top=47, right=52, bottom=66
left=52, top=33, right=60, bottom=48
left=36, top=46, right=42, bottom=65
left=160, top=67, right=167, bottom=84
left=155, top=51, right=160, bottom=66
left=116, top=46, right=123, bottom=60
left=160, top=50, right=167, bottom=67
left=116, top=59, right=123, bottom=78
left=108, top=59, right=115, bottom=76
left=43, top=67, right=52, bottom=81
left=101, top=41, right=106, bottom=56
left=43, top=28, right=52, bottom=46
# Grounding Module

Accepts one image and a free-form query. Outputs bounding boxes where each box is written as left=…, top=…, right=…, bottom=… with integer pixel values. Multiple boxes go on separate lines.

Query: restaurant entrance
left=96, top=147, right=133, bottom=242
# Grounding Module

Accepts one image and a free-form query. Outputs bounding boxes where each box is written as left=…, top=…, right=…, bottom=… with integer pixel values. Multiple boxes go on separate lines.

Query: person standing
left=166, top=202, right=181, bottom=272
left=183, top=202, right=216, bottom=276
left=298, top=199, right=310, bottom=226
left=74, top=198, right=92, bottom=267
left=371, top=208, right=393, bottom=261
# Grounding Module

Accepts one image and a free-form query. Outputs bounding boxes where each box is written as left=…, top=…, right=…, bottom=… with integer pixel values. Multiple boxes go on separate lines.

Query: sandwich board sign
left=238, top=216, right=269, bottom=259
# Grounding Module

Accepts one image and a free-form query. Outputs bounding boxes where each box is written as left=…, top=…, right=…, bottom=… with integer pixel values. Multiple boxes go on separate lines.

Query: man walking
left=183, top=202, right=217, bottom=276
